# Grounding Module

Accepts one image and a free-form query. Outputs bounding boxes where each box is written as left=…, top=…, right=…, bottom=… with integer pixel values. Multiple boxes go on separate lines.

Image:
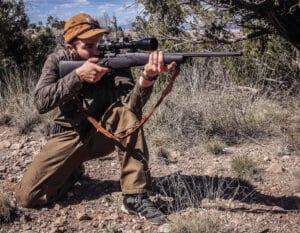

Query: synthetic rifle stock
left=59, top=38, right=242, bottom=78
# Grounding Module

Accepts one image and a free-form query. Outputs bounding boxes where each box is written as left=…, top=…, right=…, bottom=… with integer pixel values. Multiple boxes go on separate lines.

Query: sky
left=25, top=0, right=143, bottom=26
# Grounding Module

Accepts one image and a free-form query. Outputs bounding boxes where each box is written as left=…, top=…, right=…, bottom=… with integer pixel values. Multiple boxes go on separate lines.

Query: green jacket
left=34, top=48, right=153, bottom=135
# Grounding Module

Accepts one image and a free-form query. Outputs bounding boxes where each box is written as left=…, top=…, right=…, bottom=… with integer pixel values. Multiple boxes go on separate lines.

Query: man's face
left=72, top=34, right=102, bottom=60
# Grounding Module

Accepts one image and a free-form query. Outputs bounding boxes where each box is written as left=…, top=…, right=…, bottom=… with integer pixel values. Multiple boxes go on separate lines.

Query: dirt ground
left=0, top=125, right=299, bottom=233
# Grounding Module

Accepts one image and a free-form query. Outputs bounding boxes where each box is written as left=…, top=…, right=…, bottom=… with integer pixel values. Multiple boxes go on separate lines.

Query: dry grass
left=293, top=169, right=300, bottom=193
left=284, top=124, right=300, bottom=154
left=171, top=211, right=220, bottom=233
left=145, top=61, right=286, bottom=149
left=231, top=155, right=259, bottom=180
left=0, top=193, right=15, bottom=224
left=0, top=67, right=50, bottom=134
left=205, top=137, right=226, bottom=155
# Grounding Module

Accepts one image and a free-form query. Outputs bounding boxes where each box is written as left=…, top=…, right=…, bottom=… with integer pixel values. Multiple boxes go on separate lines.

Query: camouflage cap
left=63, top=13, right=107, bottom=43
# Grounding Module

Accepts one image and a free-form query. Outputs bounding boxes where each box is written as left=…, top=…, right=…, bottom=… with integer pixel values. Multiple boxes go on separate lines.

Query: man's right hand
left=75, top=57, right=110, bottom=83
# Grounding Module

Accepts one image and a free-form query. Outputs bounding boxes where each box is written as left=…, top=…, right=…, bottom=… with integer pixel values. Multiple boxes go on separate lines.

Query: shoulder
left=43, top=48, right=72, bottom=69
left=47, top=48, right=71, bottom=62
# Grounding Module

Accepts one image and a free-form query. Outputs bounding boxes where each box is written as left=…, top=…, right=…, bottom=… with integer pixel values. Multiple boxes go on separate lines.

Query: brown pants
left=15, top=105, right=151, bottom=208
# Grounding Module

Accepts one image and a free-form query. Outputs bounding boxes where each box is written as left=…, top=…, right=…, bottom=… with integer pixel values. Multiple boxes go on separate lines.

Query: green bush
left=226, top=35, right=299, bottom=93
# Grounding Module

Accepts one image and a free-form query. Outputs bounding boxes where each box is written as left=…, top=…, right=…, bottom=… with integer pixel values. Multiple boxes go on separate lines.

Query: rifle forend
left=59, top=51, right=242, bottom=78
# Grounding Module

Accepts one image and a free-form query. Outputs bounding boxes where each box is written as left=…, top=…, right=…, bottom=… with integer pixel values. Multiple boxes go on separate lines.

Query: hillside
left=0, top=121, right=299, bottom=232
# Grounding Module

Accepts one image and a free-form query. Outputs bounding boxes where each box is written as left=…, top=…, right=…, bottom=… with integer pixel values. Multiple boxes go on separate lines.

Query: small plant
left=231, top=155, right=259, bottom=180
left=102, top=224, right=121, bottom=233
left=205, top=137, right=226, bottom=155
left=171, top=212, right=220, bottom=233
left=0, top=193, right=15, bottom=224
left=285, top=125, right=300, bottom=153
left=156, top=147, right=171, bottom=164
left=0, top=113, right=12, bottom=126
left=293, top=169, right=300, bottom=193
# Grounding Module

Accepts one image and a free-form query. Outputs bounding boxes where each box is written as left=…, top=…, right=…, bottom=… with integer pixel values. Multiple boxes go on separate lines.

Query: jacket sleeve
left=34, top=52, right=83, bottom=114
left=114, top=69, right=153, bottom=116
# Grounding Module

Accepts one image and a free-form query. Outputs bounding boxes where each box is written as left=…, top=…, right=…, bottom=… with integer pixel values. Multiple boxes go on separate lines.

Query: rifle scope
left=97, top=38, right=158, bottom=52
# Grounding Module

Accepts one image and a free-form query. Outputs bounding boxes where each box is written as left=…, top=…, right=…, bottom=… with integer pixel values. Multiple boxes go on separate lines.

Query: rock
left=54, top=203, right=62, bottom=211
left=282, top=155, right=290, bottom=160
left=294, top=192, right=300, bottom=198
left=0, top=140, right=11, bottom=149
left=22, top=214, right=32, bottom=222
left=158, top=223, right=172, bottom=233
left=132, top=223, right=143, bottom=230
left=53, top=217, right=67, bottom=226
left=76, top=212, right=92, bottom=221
left=0, top=166, right=6, bottom=172
left=266, top=164, right=284, bottom=173
left=10, top=143, right=23, bottom=150
left=49, top=227, right=64, bottom=233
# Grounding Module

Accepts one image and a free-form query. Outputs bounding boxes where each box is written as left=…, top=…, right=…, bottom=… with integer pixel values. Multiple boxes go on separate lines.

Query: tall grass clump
left=145, top=59, right=286, bottom=147
left=0, top=67, right=47, bottom=134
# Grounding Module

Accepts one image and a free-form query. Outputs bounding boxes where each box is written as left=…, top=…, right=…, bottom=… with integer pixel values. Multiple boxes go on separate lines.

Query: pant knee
left=15, top=186, right=33, bottom=208
left=15, top=185, right=46, bottom=208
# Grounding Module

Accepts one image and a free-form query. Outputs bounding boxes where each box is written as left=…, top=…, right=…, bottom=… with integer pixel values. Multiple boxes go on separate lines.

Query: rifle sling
left=77, top=67, right=180, bottom=140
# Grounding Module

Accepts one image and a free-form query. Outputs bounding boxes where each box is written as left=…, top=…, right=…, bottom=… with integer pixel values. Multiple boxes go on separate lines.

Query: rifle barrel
left=171, top=52, right=242, bottom=57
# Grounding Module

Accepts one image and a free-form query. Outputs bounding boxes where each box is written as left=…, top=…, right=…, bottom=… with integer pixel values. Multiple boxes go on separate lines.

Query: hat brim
left=77, top=28, right=108, bottom=40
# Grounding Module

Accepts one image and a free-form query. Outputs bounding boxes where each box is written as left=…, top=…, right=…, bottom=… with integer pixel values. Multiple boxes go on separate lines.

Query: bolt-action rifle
left=58, top=38, right=241, bottom=140
left=59, top=38, right=241, bottom=77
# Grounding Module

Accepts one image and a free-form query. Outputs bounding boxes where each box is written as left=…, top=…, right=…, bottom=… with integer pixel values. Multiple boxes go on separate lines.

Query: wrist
left=141, top=71, right=158, bottom=82
left=75, top=68, right=84, bottom=82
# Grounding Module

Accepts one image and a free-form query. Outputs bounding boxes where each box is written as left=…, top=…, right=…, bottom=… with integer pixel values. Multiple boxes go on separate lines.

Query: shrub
left=205, top=137, right=226, bottom=155
left=231, top=155, right=259, bottom=180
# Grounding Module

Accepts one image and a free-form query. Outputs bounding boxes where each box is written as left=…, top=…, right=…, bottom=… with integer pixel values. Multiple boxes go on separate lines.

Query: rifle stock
left=59, top=52, right=242, bottom=78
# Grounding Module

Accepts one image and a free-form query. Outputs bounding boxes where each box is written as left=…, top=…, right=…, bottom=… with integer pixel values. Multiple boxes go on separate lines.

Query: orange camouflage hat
left=63, top=13, right=107, bottom=43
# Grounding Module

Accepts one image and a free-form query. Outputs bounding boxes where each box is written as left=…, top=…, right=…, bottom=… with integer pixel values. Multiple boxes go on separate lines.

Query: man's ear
left=66, top=43, right=74, bottom=50
left=66, top=43, right=78, bottom=57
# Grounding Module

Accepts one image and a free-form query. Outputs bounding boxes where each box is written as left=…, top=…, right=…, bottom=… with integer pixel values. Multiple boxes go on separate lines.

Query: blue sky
left=25, top=0, right=143, bottom=26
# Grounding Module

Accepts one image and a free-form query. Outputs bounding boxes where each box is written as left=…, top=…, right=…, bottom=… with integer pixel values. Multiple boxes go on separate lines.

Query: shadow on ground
left=152, top=172, right=300, bottom=214
left=56, top=173, right=300, bottom=214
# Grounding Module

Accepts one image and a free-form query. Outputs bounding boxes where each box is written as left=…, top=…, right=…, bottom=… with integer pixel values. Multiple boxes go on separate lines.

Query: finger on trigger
left=88, top=57, right=99, bottom=63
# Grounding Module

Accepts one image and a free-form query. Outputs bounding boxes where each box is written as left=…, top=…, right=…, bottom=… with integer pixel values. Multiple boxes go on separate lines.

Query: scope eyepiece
left=97, top=38, right=158, bottom=52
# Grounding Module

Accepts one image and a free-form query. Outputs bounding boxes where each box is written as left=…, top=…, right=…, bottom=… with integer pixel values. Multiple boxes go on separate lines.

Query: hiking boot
left=121, top=194, right=169, bottom=225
